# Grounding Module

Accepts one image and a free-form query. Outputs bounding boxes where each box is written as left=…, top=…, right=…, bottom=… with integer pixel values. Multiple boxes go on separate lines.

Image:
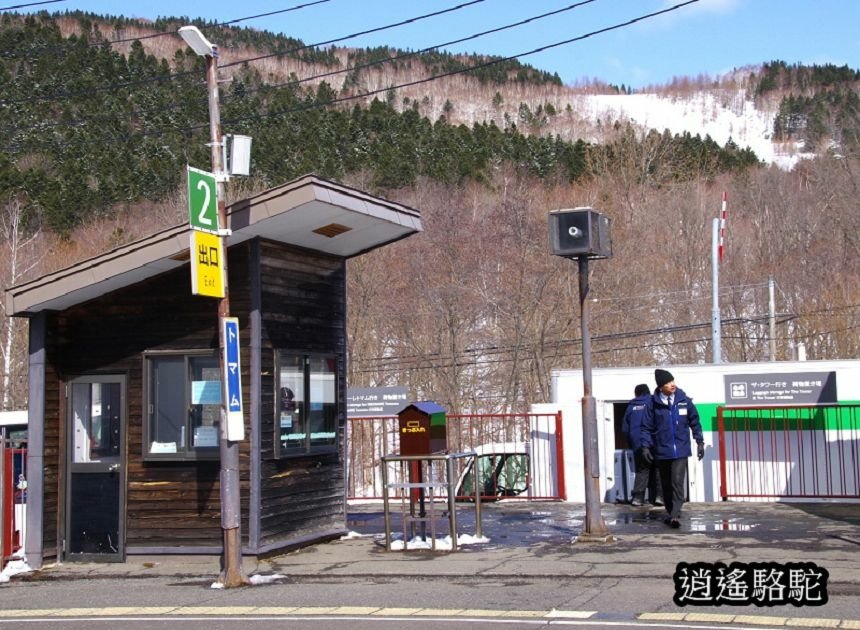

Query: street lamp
left=178, top=25, right=216, bottom=57
left=179, top=24, right=248, bottom=587
left=548, top=207, right=613, bottom=542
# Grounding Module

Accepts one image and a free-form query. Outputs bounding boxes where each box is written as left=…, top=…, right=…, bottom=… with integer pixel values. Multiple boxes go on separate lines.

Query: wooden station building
left=6, top=175, right=422, bottom=565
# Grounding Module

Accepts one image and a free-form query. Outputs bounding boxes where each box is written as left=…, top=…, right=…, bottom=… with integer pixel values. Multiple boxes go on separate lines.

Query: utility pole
left=179, top=25, right=247, bottom=588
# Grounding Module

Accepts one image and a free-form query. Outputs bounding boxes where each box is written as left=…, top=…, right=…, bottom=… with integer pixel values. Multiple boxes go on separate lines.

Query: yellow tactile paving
left=545, top=609, right=597, bottom=619
left=168, top=607, right=212, bottom=615
left=414, top=609, right=466, bottom=616
left=331, top=607, right=382, bottom=615
left=685, top=612, right=737, bottom=623
left=0, top=604, right=856, bottom=629
left=221, top=607, right=262, bottom=615
left=734, top=614, right=788, bottom=625
left=87, top=607, right=144, bottom=616
left=250, top=607, right=299, bottom=615
left=638, top=612, right=687, bottom=621
left=124, top=607, right=178, bottom=615
left=50, top=608, right=150, bottom=617
left=496, top=610, right=551, bottom=618
left=786, top=618, right=840, bottom=628
left=291, top=607, right=339, bottom=615
left=0, top=609, right=56, bottom=617
left=370, top=607, right=424, bottom=616
left=455, top=609, right=511, bottom=617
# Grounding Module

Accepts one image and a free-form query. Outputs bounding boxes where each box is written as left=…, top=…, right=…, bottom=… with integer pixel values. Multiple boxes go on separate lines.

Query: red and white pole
left=718, top=191, right=727, bottom=264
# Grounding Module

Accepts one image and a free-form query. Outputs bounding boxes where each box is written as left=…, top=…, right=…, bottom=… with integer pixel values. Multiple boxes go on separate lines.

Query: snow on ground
left=249, top=573, right=288, bottom=585
left=577, top=90, right=806, bottom=169
left=0, top=556, right=33, bottom=583
left=340, top=530, right=366, bottom=540
left=388, top=533, right=489, bottom=551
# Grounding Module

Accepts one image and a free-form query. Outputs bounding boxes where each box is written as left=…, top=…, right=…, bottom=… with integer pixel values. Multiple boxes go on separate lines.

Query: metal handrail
left=380, top=451, right=482, bottom=551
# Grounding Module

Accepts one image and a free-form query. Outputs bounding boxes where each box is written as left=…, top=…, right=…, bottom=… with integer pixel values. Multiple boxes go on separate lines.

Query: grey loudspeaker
left=548, top=207, right=612, bottom=259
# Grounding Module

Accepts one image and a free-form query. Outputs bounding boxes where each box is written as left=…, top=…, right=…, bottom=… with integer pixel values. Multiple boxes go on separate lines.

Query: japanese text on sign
left=222, top=316, right=244, bottom=441
left=197, top=243, right=219, bottom=267
left=190, top=230, right=225, bottom=298
left=347, top=386, right=408, bottom=417
left=724, top=372, right=836, bottom=405
left=401, top=420, right=426, bottom=434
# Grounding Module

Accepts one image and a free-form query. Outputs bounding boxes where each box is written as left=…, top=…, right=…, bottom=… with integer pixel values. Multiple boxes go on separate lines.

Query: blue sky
left=14, top=0, right=860, bottom=88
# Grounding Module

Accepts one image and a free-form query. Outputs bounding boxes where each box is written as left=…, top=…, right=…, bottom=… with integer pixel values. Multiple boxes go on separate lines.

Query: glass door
left=66, top=375, right=125, bottom=561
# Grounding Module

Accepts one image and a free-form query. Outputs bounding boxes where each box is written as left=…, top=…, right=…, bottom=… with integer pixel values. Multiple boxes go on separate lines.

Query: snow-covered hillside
left=575, top=90, right=805, bottom=170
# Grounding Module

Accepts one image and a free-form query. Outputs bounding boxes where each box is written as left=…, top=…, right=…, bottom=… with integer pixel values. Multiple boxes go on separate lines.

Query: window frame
left=142, top=349, right=221, bottom=462
left=274, top=350, right=339, bottom=459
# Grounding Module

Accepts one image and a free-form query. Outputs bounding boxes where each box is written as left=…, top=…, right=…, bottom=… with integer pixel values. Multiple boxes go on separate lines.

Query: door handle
left=108, top=463, right=120, bottom=472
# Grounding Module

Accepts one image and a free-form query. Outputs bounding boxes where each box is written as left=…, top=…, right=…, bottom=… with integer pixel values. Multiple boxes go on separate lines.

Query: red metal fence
left=347, top=412, right=565, bottom=501
left=717, top=404, right=860, bottom=500
left=1, top=445, right=26, bottom=568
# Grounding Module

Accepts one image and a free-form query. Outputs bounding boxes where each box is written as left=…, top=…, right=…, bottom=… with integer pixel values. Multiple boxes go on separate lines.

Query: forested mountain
left=1, top=11, right=858, bottom=412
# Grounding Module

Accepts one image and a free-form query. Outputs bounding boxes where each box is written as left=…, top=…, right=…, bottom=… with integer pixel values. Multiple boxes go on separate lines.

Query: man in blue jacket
left=622, top=383, right=662, bottom=507
left=641, top=369, right=704, bottom=528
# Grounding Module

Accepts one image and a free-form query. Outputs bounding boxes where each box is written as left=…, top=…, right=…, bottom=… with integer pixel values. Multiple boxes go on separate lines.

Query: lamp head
left=178, top=25, right=216, bottom=57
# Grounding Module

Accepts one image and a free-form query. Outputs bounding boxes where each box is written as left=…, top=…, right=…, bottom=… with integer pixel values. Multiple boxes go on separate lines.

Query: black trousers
left=632, top=449, right=662, bottom=502
left=656, top=458, right=687, bottom=520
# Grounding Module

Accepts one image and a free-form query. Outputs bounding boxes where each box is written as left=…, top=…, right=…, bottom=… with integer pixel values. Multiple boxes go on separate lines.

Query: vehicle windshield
left=459, top=452, right=529, bottom=499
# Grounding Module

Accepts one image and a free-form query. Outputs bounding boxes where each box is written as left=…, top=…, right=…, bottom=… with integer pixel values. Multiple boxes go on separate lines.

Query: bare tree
left=0, top=197, right=45, bottom=409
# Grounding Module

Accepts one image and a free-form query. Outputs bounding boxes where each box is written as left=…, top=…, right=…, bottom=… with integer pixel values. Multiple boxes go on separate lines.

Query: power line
left=350, top=308, right=856, bottom=372
left=222, top=0, right=598, bottom=102
left=351, top=308, right=809, bottom=367
left=353, top=318, right=727, bottom=369
left=220, top=0, right=486, bottom=70
left=352, top=333, right=715, bottom=375
left=592, top=281, right=769, bottom=303
left=352, top=317, right=860, bottom=376
left=213, top=1, right=703, bottom=133
left=0, top=0, right=486, bottom=106
left=4, top=0, right=600, bottom=137
left=0, top=0, right=64, bottom=10
left=0, top=1, right=332, bottom=57
left=4, top=0, right=701, bottom=153
left=350, top=308, right=858, bottom=375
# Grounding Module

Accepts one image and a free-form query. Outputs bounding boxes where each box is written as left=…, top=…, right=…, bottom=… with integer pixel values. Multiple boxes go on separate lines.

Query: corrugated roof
left=7, top=175, right=422, bottom=316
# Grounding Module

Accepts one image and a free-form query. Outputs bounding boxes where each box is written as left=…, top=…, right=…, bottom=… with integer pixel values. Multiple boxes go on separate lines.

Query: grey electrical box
left=548, top=207, right=612, bottom=259
left=223, top=134, right=252, bottom=176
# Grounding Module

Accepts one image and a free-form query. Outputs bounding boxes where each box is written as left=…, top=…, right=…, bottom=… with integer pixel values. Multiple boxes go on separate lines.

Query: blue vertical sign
left=222, top=317, right=245, bottom=441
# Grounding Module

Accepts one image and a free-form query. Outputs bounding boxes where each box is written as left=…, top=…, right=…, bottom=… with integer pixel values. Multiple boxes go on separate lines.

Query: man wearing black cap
left=640, top=368, right=704, bottom=528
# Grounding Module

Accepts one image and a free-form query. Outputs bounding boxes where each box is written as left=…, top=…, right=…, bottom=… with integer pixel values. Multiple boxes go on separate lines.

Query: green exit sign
left=187, top=166, right=218, bottom=233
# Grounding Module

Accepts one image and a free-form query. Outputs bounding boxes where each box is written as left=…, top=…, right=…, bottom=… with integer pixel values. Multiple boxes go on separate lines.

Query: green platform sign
left=187, top=165, right=218, bottom=233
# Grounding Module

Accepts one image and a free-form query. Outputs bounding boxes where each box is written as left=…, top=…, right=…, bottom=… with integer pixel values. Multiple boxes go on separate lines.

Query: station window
left=275, top=352, right=338, bottom=457
left=144, top=351, right=220, bottom=460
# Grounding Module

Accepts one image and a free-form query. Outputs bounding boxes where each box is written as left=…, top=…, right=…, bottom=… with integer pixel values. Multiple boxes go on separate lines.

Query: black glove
left=641, top=447, right=653, bottom=465
left=697, top=442, right=705, bottom=461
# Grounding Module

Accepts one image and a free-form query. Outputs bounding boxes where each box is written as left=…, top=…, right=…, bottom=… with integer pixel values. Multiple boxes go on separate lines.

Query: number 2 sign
left=187, top=166, right=218, bottom=233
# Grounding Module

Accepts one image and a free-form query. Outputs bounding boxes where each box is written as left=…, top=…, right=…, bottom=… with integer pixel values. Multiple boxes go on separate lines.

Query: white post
left=768, top=276, right=777, bottom=361
left=711, top=218, right=721, bottom=363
